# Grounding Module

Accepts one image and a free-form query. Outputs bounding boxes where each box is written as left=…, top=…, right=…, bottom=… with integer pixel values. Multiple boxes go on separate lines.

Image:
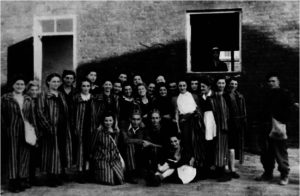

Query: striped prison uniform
left=91, top=126, right=124, bottom=185
left=1, top=93, right=36, bottom=180
left=70, top=93, right=96, bottom=168
left=36, top=91, right=72, bottom=174
left=207, top=92, right=229, bottom=167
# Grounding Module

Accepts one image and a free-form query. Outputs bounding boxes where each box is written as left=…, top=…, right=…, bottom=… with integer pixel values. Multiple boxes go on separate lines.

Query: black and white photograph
left=1, top=0, right=299, bottom=195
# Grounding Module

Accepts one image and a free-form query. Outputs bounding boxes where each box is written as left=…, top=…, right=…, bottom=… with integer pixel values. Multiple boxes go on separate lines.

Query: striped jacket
left=36, top=91, right=72, bottom=174
left=94, top=92, right=119, bottom=128
left=71, top=93, right=97, bottom=166
left=207, top=92, right=229, bottom=167
left=91, top=126, right=124, bottom=185
left=1, top=92, right=36, bottom=179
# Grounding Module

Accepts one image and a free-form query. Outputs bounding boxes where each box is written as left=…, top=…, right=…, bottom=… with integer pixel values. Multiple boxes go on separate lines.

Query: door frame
left=33, top=15, right=77, bottom=87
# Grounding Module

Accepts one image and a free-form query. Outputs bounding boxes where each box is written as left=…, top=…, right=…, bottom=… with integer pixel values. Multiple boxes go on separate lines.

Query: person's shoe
left=231, top=172, right=240, bottom=179
left=60, top=172, right=71, bottom=182
left=45, top=174, right=58, bottom=188
left=278, top=177, right=289, bottom=185
left=218, top=172, right=232, bottom=182
left=126, top=171, right=138, bottom=184
left=127, top=176, right=138, bottom=184
left=29, top=177, right=44, bottom=186
left=21, top=180, right=31, bottom=189
left=16, top=180, right=25, bottom=192
left=255, top=173, right=273, bottom=181
left=152, top=175, right=162, bottom=187
left=8, top=180, right=20, bottom=193
left=55, top=175, right=64, bottom=186
left=145, top=171, right=155, bottom=186
left=77, top=172, right=86, bottom=184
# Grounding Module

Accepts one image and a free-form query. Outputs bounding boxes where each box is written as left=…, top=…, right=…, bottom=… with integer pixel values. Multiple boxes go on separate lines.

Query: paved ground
left=1, top=149, right=299, bottom=196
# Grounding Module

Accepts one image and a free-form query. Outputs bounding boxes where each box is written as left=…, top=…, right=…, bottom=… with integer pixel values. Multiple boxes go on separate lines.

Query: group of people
left=1, top=68, right=297, bottom=193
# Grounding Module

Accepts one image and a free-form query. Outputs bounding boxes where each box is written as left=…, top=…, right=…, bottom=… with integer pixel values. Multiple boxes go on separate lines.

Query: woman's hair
left=102, top=79, right=112, bottom=85
left=177, top=77, right=188, bottom=85
left=80, top=78, right=92, bottom=86
left=200, top=76, right=213, bottom=87
left=45, top=73, right=61, bottom=87
left=25, top=80, right=39, bottom=94
left=215, top=75, right=226, bottom=84
left=86, top=70, right=97, bottom=77
left=266, top=72, right=280, bottom=81
left=169, top=133, right=181, bottom=141
left=226, top=76, right=240, bottom=85
left=62, top=69, right=76, bottom=80
left=136, top=83, right=147, bottom=90
left=10, top=74, right=27, bottom=92
left=122, top=81, right=132, bottom=89
left=102, top=111, right=116, bottom=125
left=156, top=83, right=168, bottom=96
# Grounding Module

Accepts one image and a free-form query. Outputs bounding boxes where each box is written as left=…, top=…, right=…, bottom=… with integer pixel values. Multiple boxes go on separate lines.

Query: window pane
left=56, top=19, right=73, bottom=32
left=40, top=20, right=55, bottom=33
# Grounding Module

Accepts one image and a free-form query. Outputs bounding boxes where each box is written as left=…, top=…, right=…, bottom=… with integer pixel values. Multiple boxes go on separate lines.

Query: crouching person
left=91, top=112, right=125, bottom=185
left=146, top=134, right=197, bottom=186
left=120, top=110, right=153, bottom=184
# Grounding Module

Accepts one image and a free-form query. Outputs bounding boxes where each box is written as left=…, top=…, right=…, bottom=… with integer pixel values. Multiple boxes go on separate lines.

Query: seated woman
left=91, top=112, right=125, bottom=185
left=146, top=134, right=196, bottom=187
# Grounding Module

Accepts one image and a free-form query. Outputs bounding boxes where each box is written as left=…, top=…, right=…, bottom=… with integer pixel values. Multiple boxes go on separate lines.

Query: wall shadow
left=77, top=24, right=299, bottom=150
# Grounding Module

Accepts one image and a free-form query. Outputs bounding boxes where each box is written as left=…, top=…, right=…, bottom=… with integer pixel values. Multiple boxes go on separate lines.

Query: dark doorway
left=6, top=37, right=34, bottom=93
left=41, top=35, right=73, bottom=90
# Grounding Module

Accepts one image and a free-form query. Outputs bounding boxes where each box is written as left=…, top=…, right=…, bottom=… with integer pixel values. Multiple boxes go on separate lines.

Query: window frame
left=186, top=8, right=242, bottom=73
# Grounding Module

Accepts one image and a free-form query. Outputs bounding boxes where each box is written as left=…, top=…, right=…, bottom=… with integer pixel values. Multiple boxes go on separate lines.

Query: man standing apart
left=256, top=72, right=298, bottom=185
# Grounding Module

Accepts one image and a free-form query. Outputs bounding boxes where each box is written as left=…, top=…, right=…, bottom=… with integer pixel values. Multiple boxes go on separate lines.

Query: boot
left=126, top=171, right=138, bottom=184
left=217, top=166, right=232, bottom=182
left=45, top=173, right=57, bottom=188
left=77, top=171, right=86, bottom=184
left=8, top=179, right=19, bottom=193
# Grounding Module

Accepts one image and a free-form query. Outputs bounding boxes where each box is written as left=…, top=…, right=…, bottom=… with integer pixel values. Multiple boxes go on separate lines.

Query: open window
left=186, top=9, right=242, bottom=73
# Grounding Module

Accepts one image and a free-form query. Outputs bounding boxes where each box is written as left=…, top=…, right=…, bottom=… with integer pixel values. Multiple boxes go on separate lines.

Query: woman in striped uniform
left=26, top=81, right=43, bottom=186
left=1, top=75, right=36, bottom=193
left=223, top=77, right=247, bottom=179
left=71, top=78, right=96, bottom=183
left=36, top=73, right=72, bottom=187
left=206, top=75, right=231, bottom=182
left=94, top=80, right=119, bottom=128
left=91, top=112, right=125, bottom=185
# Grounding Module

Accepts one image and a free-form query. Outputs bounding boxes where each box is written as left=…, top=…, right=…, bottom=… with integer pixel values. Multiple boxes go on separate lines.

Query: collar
left=4, top=92, right=31, bottom=101
left=81, top=93, right=91, bottom=101
left=128, top=124, right=140, bottom=134
left=123, top=95, right=133, bottom=102
left=202, top=90, right=212, bottom=100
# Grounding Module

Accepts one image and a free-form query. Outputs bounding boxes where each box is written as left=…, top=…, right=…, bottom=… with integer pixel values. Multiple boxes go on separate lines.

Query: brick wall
left=1, top=1, right=299, bottom=147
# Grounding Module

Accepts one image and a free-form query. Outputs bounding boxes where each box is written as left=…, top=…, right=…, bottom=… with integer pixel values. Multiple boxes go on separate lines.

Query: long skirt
left=94, top=160, right=124, bottom=185
left=179, top=112, right=206, bottom=167
left=5, top=134, right=31, bottom=179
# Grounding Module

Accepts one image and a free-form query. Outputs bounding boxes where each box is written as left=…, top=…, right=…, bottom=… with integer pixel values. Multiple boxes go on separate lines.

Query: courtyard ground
left=1, top=149, right=299, bottom=196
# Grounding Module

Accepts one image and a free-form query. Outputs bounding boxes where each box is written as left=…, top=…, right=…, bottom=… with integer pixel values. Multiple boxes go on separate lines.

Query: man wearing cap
left=208, top=47, right=228, bottom=72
